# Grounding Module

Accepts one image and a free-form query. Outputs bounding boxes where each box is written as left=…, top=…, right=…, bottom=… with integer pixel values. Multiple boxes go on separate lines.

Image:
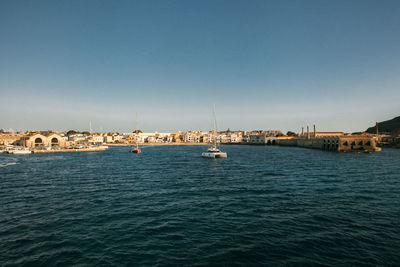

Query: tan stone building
left=0, top=134, right=22, bottom=146
left=23, top=133, right=66, bottom=148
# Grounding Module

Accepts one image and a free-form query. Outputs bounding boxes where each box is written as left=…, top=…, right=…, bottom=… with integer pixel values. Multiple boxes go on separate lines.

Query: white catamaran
left=202, top=105, right=227, bottom=158
left=131, top=113, right=141, bottom=154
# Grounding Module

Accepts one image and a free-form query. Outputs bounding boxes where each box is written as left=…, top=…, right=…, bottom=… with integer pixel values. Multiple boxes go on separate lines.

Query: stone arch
left=35, top=137, right=43, bottom=147
left=51, top=137, right=59, bottom=146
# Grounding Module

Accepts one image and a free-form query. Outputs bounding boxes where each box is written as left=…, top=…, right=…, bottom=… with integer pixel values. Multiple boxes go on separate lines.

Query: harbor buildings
left=0, top=126, right=383, bottom=153
left=278, top=125, right=380, bottom=152
left=22, top=133, right=67, bottom=148
left=0, top=134, right=22, bottom=146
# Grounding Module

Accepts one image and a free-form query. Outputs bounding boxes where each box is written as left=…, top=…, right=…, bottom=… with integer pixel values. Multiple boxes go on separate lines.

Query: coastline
left=107, top=143, right=209, bottom=146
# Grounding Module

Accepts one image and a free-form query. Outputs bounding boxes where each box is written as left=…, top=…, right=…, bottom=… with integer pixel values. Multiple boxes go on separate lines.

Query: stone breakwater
left=277, top=136, right=381, bottom=153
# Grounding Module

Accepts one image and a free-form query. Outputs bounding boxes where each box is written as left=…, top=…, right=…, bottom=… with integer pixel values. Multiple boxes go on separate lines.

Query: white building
left=249, top=134, right=266, bottom=144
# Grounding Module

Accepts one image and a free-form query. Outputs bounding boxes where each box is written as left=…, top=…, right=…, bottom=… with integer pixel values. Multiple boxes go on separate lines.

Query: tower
left=313, top=124, right=316, bottom=139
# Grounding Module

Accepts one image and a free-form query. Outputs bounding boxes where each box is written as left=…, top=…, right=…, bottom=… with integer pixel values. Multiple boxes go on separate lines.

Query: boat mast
left=135, top=112, right=139, bottom=150
left=213, top=104, right=217, bottom=149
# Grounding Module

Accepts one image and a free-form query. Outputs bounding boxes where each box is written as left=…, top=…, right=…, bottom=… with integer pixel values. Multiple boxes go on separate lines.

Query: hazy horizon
left=1, top=0, right=400, bottom=133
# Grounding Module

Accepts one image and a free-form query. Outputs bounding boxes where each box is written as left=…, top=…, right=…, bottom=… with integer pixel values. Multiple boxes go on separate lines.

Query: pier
left=276, top=125, right=381, bottom=153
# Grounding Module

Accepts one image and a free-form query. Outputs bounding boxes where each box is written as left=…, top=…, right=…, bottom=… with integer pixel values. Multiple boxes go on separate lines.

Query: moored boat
left=131, top=113, right=141, bottom=154
left=8, top=148, right=32, bottom=155
left=131, top=147, right=141, bottom=154
left=202, top=104, right=227, bottom=159
left=202, top=147, right=227, bottom=158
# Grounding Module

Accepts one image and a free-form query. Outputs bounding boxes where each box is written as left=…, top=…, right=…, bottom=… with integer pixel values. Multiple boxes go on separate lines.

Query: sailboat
left=131, top=113, right=141, bottom=154
left=202, top=105, right=227, bottom=158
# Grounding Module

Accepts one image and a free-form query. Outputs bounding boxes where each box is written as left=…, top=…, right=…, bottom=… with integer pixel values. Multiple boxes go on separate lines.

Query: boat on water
left=202, top=105, right=227, bottom=158
left=131, top=113, right=141, bottom=154
left=131, top=146, right=141, bottom=154
left=202, top=146, right=227, bottom=158
left=8, top=148, right=31, bottom=155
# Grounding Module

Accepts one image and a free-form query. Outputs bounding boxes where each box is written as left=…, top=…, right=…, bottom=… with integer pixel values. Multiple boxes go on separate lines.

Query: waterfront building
left=104, top=135, right=114, bottom=143
left=23, top=133, right=67, bottom=148
left=0, top=134, right=23, bottom=146
left=67, top=134, right=87, bottom=142
left=125, top=134, right=137, bottom=144
left=113, top=135, right=123, bottom=142
left=249, top=133, right=267, bottom=144
left=184, top=131, right=203, bottom=143
left=90, top=135, right=104, bottom=144
left=201, top=134, right=210, bottom=143
left=229, top=131, right=244, bottom=143
left=278, top=133, right=379, bottom=152
left=168, top=132, right=183, bottom=143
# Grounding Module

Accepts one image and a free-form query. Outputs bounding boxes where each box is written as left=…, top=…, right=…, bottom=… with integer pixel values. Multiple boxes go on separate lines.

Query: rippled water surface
left=1, top=146, right=400, bottom=265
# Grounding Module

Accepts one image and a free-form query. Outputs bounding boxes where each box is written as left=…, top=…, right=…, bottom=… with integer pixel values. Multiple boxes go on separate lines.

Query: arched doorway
left=51, top=137, right=59, bottom=147
left=35, top=138, right=43, bottom=147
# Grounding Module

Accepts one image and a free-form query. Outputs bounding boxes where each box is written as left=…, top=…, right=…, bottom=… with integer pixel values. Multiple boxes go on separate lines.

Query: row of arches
left=322, top=138, right=339, bottom=151
left=34, top=137, right=60, bottom=147
left=266, top=139, right=277, bottom=145
left=342, top=140, right=371, bottom=147
left=28, top=134, right=64, bottom=148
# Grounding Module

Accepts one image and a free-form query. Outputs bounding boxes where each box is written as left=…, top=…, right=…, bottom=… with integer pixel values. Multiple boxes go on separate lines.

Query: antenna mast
left=213, top=104, right=218, bottom=148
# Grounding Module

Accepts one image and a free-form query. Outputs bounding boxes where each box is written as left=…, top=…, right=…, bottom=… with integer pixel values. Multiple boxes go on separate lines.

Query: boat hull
left=202, top=152, right=227, bottom=158
left=9, top=150, right=32, bottom=155
left=131, top=149, right=141, bottom=154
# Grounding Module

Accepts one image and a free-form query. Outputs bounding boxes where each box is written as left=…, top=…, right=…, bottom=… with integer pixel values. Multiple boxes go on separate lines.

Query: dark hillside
left=366, top=116, right=400, bottom=134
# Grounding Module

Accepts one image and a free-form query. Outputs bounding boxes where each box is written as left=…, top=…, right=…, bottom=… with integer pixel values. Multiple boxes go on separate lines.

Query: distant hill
left=366, top=116, right=400, bottom=134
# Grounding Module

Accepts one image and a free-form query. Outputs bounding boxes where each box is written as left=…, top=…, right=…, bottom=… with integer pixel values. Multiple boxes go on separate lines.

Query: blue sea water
left=1, top=145, right=400, bottom=266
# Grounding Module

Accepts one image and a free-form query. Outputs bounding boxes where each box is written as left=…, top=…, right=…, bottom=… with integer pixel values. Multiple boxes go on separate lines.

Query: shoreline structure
left=0, top=124, right=388, bottom=154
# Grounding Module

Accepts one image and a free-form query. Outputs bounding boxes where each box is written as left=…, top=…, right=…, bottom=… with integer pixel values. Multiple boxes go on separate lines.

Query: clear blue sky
left=1, top=0, right=399, bottom=133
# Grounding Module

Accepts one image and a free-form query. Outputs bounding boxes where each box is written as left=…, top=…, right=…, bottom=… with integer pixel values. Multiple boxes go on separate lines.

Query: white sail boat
left=202, top=105, right=227, bottom=158
left=131, top=113, right=141, bottom=154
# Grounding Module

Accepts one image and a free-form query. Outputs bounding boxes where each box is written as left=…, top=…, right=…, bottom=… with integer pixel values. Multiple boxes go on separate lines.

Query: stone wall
left=26, top=134, right=67, bottom=148
left=277, top=136, right=379, bottom=153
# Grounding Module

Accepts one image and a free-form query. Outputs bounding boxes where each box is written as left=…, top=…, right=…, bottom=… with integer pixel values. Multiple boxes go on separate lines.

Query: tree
left=133, top=130, right=142, bottom=134
left=286, top=131, right=298, bottom=137
left=67, top=130, right=77, bottom=136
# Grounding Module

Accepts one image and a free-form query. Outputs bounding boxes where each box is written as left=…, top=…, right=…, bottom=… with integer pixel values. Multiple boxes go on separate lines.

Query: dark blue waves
left=1, top=146, right=400, bottom=265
